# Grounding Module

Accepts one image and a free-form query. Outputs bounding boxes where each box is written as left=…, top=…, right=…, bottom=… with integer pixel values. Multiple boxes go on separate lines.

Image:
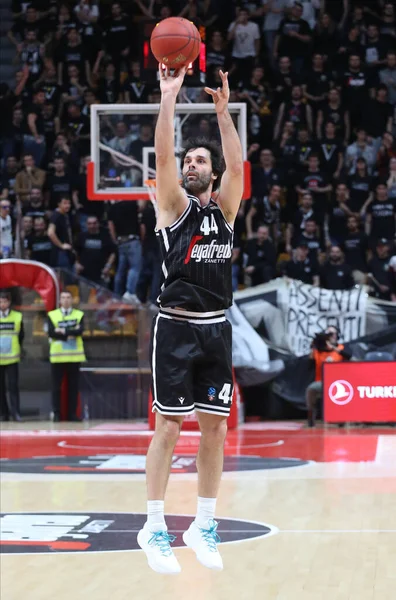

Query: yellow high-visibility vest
left=48, top=308, right=86, bottom=364
left=0, top=310, right=22, bottom=366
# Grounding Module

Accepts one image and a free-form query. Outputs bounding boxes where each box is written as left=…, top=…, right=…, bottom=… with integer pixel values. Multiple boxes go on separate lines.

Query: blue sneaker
left=183, top=519, right=223, bottom=570
left=138, top=525, right=181, bottom=574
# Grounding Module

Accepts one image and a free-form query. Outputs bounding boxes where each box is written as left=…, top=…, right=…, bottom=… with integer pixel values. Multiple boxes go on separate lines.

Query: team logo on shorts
left=208, top=387, right=216, bottom=401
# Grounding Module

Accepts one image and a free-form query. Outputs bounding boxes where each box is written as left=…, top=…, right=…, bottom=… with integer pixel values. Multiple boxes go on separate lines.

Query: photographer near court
left=306, top=326, right=351, bottom=427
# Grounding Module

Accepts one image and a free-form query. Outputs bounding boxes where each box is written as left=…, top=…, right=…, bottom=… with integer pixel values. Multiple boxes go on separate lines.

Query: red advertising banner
left=324, top=362, right=396, bottom=423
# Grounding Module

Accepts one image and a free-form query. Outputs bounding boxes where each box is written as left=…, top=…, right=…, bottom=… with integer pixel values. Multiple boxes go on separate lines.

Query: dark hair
left=58, top=195, right=71, bottom=204
left=179, top=137, right=225, bottom=192
left=0, top=292, right=11, bottom=302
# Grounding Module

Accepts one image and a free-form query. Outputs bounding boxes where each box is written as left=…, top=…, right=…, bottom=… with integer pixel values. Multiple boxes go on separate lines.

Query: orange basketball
left=150, top=17, right=201, bottom=68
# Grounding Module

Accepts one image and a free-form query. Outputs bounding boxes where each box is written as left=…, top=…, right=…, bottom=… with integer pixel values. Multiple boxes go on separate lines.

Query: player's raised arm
left=205, top=70, right=244, bottom=224
left=155, top=65, right=189, bottom=227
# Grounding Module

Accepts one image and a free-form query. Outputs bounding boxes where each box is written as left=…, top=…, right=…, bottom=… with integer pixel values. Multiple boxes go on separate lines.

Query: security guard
left=0, top=292, right=24, bottom=421
left=47, top=290, right=86, bottom=422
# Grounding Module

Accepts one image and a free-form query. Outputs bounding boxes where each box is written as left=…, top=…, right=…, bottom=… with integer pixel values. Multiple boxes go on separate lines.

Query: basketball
left=150, top=17, right=201, bottom=68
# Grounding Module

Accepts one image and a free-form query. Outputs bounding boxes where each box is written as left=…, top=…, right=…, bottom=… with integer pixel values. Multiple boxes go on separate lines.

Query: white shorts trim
left=152, top=404, right=195, bottom=416
left=159, top=313, right=226, bottom=325
left=160, top=307, right=225, bottom=318
left=194, top=407, right=231, bottom=417
left=194, top=402, right=230, bottom=414
left=153, top=398, right=195, bottom=411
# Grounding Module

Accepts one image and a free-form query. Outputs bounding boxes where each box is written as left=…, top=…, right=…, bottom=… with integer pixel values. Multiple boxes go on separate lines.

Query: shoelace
left=148, top=531, right=176, bottom=557
left=199, top=519, right=221, bottom=553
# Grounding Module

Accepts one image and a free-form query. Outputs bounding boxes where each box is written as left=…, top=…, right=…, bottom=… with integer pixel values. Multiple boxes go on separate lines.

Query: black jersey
left=156, top=195, right=233, bottom=312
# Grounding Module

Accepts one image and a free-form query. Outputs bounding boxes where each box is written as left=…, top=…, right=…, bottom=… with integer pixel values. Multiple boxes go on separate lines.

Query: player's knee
left=201, top=417, right=228, bottom=441
left=157, top=416, right=182, bottom=444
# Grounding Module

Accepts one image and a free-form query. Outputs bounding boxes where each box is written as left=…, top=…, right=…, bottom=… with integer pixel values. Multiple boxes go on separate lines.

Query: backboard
left=87, top=102, right=250, bottom=201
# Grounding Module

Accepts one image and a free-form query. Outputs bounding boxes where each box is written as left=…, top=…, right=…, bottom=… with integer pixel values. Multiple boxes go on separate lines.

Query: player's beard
left=182, top=171, right=212, bottom=195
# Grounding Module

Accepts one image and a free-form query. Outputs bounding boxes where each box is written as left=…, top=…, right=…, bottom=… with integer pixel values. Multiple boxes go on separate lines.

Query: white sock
left=146, top=500, right=166, bottom=532
left=195, top=497, right=217, bottom=529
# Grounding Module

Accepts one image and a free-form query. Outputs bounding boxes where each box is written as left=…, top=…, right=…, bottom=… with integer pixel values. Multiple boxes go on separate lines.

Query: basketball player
left=137, top=65, right=244, bottom=574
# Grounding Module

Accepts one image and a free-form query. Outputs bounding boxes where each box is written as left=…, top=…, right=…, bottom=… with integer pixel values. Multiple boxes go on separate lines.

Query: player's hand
left=159, top=64, right=188, bottom=97
left=204, top=70, right=230, bottom=114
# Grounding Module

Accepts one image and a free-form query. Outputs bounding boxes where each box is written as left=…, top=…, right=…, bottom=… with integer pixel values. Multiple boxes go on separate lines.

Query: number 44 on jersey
left=200, top=215, right=218, bottom=236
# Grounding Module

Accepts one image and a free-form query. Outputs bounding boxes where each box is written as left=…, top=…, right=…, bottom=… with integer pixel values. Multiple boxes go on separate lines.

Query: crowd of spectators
left=1, top=0, right=396, bottom=303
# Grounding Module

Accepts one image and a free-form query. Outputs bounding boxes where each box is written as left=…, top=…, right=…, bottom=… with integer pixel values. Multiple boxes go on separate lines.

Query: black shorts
left=150, top=312, right=233, bottom=417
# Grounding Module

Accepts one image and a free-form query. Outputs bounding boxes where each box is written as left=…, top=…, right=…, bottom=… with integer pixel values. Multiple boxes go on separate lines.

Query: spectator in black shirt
left=74, top=155, right=104, bottom=228
left=41, top=102, right=59, bottom=151
left=53, top=3, right=77, bottom=41
left=321, top=0, right=349, bottom=31
left=2, top=107, right=24, bottom=162
left=108, top=201, right=142, bottom=303
left=129, top=123, right=155, bottom=179
left=303, top=53, right=333, bottom=114
left=274, top=84, right=313, bottom=140
left=15, top=29, right=44, bottom=85
left=295, top=218, right=322, bottom=264
left=367, top=239, right=393, bottom=300
left=283, top=242, right=319, bottom=285
left=312, top=13, right=338, bottom=64
left=347, top=157, right=373, bottom=213
left=49, top=132, right=75, bottom=170
left=64, top=103, right=90, bottom=155
left=339, top=54, right=374, bottom=131
left=318, top=121, right=344, bottom=180
left=23, top=87, right=46, bottom=168
left=294, top=127, right=317, bottom=171
left=251, top=149, right=284, bottom=198
left=326, top=182, right=353, bottom=246
left=27, top=216, right=52, bottom=266
left=296, top=154, right=332, bottom=221
left=206, top=30, right=227, bottom=76
left=103, top=2, right=132, bottom=78
left=1, top=156, right=19, bottom=204
left=320, top=245, right=354, bottom=290
left=272, top=56, right=300, bottom=108
left=122, top=60, right=151, bottom=104
left=35, top=62, right=61, bottom=113
left=22, top=186, right=48, bottom=220
left=379, top=51, right=396, bottom=106
left=246, top=184, right=282, bottom=242
left=365, top=183, right=396, bottom=246
left=136, top=202, right=161, bottom=306
left=96, top=62, right=120, bottom=105
left=274, top=2, right=312, bottom=72
left=362, top=23, right=389, bottom=74
left=244, top=225, right=277, bottom=286
left=61, top=64, right=87, bottom=108
left=379, top=2, right=396, bottom=42
left=286, top=191, right=318, bottom=253
left=47, top=196, right=74, bottom=269
left=45, top=157, right=76, bottom=210
left=342, top=215, right=369, bottom=284
left=316, top=88, right=350, bottom=146
left=57, top=27, right=90, bottom=86
left=362, top=85, right=394, bottom=143
left=75, top=216, right=116, bottom=285
left=335, top=25, right=363, bottom=72
left=8, top=5, right=47, bottom=47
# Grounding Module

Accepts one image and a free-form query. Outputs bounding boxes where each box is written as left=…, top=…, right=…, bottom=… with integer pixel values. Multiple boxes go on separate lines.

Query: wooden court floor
left=1, top=421, right=395, bottom=600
